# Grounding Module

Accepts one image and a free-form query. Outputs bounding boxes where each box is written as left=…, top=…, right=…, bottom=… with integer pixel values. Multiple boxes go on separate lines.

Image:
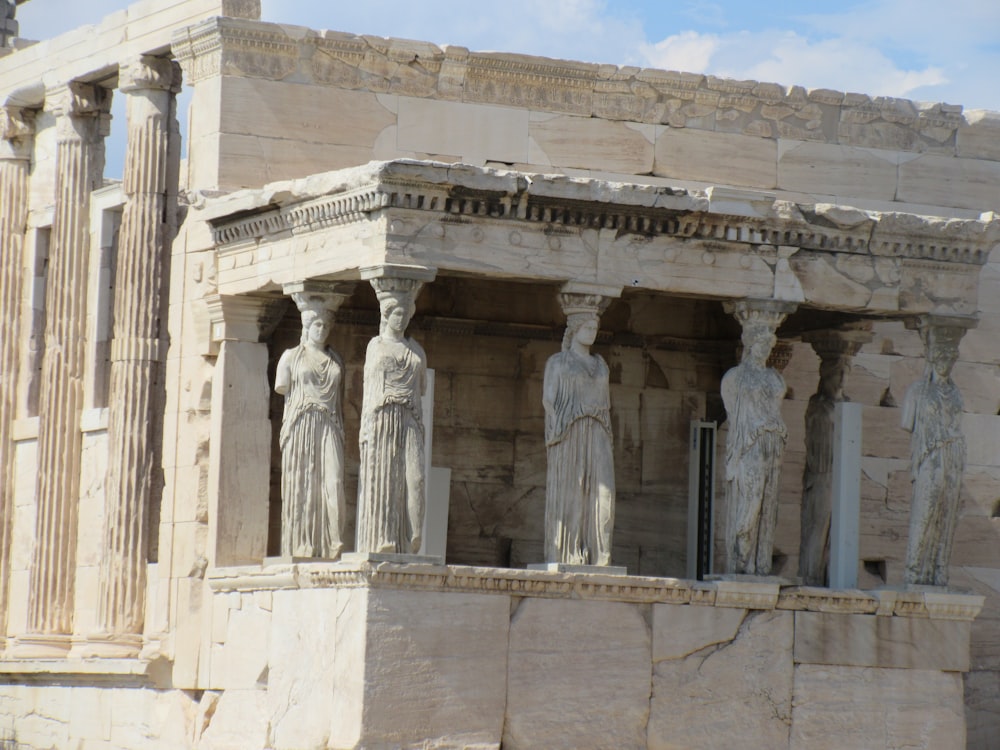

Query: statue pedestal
left=340, top=552, right=445, bottom=566
left=528, top=563, right=628, bottom=576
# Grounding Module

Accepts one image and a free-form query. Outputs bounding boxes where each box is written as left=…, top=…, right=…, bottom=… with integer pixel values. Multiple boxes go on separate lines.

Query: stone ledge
left=206, top=562, right=986, bottom=619
left=0, top=658, right=150, bottom=676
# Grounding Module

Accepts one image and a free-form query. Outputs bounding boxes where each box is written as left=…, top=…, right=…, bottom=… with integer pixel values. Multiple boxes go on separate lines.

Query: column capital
left=45, top=81, right=110, bottom=119
left=557, top=281, right=621, bottom=318
left=118, top=55, right=182, bottom=94
left=723, top=297, right=798, bottom=326
left=284, top=280, right=355, bottom=316
left=360, top=263, right=437, bottom=283
left=203, top=293, right=287, bottom=353
left=802, top=321, right=874, bottom=359
left=45, top=81, right=112, bottom=142
left=0, top=104, right=33, bottom=160
left=904, top=313, right=978, bottom=334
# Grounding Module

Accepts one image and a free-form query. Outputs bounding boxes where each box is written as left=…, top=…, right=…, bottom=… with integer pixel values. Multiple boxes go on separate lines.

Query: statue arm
left=275, top=348, right=294, bottom=395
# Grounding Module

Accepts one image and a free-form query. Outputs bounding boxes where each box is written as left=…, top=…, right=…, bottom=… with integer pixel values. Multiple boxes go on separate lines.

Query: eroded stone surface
left=648, top=609, right=794, bottom=750
left=505, top=598, right=651, bottom=750
left=790, top=665, right=965, bottom=750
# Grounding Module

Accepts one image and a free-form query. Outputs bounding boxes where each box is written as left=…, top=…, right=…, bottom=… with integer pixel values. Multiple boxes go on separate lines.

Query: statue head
left=562, top=311, right=600, bottom=351
left=371, top=277, right=422, bottom=337
left=740, top=321, right=776, bottom=366
left=291, top=291, right=337, bottom=347
left=925, top=325, right=962, bottom=380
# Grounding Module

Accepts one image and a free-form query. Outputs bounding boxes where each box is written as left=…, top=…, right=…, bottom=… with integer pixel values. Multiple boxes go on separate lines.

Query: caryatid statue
left=901, top=317, right=973, bottom=586
left=275, top=284, right=352, bottom=559
left=355, top=272, right=431, bottom=555
left=798, top=324, right=871, bottom=586
left=543, top=290, right=616, bottom=566
left=721, top=299, right=795, bottom=576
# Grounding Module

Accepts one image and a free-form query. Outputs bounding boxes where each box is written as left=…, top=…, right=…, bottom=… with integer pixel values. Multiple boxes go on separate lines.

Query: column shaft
left=0, top=107, right=33, bottom=636
left=26, top=83, right=108, bottom=638
left=97, top=58, right=179, bottom=640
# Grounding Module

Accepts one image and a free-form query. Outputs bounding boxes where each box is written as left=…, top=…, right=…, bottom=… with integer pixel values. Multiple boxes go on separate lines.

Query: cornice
left=205, top=160, right=999, bottom=267
left=171, top=18, right=973, bottom=152
left=205, top=561, right=985, bottom=620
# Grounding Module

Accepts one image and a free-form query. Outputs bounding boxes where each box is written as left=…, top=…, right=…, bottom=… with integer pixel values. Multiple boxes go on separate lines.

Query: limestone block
left=652, top=603, right=747, bottom=661
left=965, top=670, right=1000, bottom=750
left=964, top=414, right=1000, bottom=467
left=897, top=153, right=1000, bottom=212
left=957, top=110, right=1000, bottom=161
left=505, top=598, right=650, bottom=749
left=860, top=405, right=909, bottom=460
left=215, top=132, right=376, bottom=190
left=790, top=665, right=965, bottom=749
left=221, top=78, right=395, bottom=146
left=952, top=567, right=1000, bottom=671
left=267, top=588, right=348, bottom=750
left=528, top=113, right=654, bottom=174
left=794, top=612, right=970, bottom=671
left=777, top=141, right=898, bottom=200
left=397, top=97, right=529, bottom=164
left=450, top=373, right=519, bottom=431
left=788, top=253, right=874, bottom=310
left=609, top=385, right=642, bottom=494
left=654, top=128, right=778, bottom=189
left=433, top=425, right=515, bottom=484
left=212, top=595, right=271, bottom=689
left=649, top=609, right=793, bottom=750
left=359, top=588, right=510, bottom=749
left=197, top=688, right=270, bottom=750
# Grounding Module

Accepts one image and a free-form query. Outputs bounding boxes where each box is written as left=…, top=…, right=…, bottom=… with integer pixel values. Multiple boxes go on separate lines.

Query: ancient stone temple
left=2, top=2, right=1000, bottom=748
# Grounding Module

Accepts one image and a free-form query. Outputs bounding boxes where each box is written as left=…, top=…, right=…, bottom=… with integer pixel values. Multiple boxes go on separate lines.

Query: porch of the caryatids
left=901, top=314, right=975, bottom=587
left=17, top=81, right=110, bottom=656
left=84, top=56, right=181, bottom=658
left=798, top=323, right=873, bottom=586
left=720, top=298, right=797, bottom=576
left=0, top=104, right=34, bottom=644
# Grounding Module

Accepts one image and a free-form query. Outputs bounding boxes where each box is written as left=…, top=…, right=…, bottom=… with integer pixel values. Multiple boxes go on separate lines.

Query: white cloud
left=641, top=31, right=719, bottom=73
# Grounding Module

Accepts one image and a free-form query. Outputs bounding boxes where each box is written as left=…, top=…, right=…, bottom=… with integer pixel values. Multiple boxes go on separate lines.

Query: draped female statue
left=543, top=303, right=615, bottom=566
left=721, top=302, right=790, bottom=575
left=901, top=323, right=967, bottom=586
left=275, top=298, right=346, bottom=559
left=355, top=278, right=427, bottom=554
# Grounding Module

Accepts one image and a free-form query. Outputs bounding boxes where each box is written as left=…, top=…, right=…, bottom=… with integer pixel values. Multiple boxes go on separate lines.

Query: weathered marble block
left=504, top=598, right=651, bottom=750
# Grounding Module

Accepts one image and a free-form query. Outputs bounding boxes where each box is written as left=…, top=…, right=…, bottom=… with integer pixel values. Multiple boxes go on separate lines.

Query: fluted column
left=0, top=105, right=34, bottom=642
left=84, top=58, right=180, bottom=656
left=798, top=323, right=872, bottom=586
left=18, top=82, right=109, bottom=655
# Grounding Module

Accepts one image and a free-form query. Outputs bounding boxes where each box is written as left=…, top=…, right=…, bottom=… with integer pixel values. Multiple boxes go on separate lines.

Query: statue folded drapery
left=275, top=303, right=346, bottom=559
left=543, top=308, right=615, bottom=566
left=355, top=280, right=427, bottom=554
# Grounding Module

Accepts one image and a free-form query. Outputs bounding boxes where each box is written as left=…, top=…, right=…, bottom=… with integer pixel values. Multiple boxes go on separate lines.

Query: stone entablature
left=171, top=16, right=1000, bottom=161
left=202, top=160, right=999, bottom=317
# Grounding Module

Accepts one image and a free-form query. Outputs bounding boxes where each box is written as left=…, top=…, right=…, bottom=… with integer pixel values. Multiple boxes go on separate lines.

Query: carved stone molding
left=205, top=561, right=984, bottom=620
left=201, top=292, right=288, bottom=355
left=0, top=105, right=33, bottom=160
left=119, top=55, right=182, bottom=94
left=45, top=82, right=112, bottom=141
left=207, top=162, right=998, bottom=273
left=173, top=18, right=975, bottom=152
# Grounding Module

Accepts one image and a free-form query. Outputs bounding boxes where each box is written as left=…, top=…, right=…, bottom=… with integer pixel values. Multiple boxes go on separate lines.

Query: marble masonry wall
left=2, top=3, right=1000, bottom=748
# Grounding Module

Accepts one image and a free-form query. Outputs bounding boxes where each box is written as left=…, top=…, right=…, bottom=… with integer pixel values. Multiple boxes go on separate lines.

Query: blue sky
left=13, top=1, right=1000, bottom=111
